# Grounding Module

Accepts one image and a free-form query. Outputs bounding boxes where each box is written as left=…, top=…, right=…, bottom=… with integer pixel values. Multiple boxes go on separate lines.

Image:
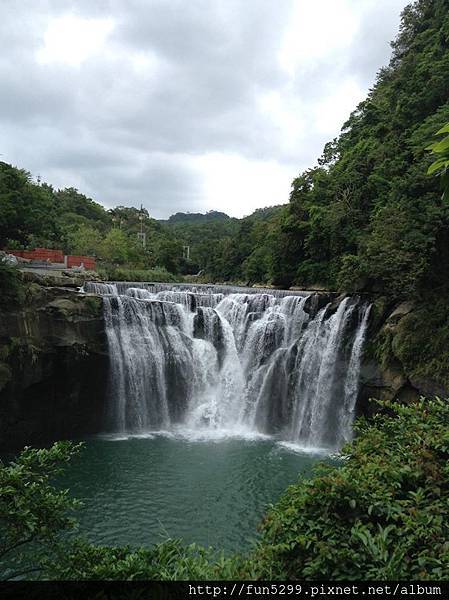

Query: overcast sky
left=1, top=0, right=409, bottom=219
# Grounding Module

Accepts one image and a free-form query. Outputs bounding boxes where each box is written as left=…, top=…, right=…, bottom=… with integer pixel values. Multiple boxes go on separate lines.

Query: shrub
left=98, top=266, right=179, bottom=283
left=47, top=538, right=246, bottom=580
left=0, top=442, right=82, bottom=580
left=254, top=398, right=449, bottom=580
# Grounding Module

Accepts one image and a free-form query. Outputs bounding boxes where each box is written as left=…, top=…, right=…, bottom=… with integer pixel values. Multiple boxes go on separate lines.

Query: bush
left=0, top=442, right=82, bottom=580
left=253, top=398, right=449, bottom=580
left=47, top=538, right=246, bottom=580
left=98, top=266, right=179, bottom=283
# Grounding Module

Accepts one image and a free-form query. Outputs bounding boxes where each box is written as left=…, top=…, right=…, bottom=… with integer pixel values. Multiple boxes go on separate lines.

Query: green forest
left=2, top=0, right=449, bottom=584
left=2, top=0, right=449, bottom=299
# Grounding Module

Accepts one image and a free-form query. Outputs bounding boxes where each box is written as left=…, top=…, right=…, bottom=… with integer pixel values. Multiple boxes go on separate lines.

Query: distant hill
left=164, top=211, right=230, bottom=224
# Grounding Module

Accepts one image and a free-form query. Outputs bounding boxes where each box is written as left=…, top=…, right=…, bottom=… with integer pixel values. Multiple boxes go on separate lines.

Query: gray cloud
left=0, top=0, right=409, bottom=218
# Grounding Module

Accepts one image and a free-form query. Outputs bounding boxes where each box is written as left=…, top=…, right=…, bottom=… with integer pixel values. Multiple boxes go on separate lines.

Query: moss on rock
left=370, top=292, right=449, bottom=395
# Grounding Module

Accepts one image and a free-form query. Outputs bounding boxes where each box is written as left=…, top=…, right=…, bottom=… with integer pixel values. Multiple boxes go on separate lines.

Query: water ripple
left=58, top=437, right=332, bottom=552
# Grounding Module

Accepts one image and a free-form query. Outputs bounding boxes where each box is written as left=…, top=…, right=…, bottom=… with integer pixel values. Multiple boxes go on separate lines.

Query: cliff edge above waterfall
left=0, top=269, right=108, bottom=450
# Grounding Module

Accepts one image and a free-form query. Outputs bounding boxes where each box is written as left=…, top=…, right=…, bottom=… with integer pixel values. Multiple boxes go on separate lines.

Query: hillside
left=266, top=0, right=449, bottom=296
left=1, top=0, right=448, bottom=294
left=0, top=162, right=284, bottom=281
left=165, top=211, right=231, bottom=224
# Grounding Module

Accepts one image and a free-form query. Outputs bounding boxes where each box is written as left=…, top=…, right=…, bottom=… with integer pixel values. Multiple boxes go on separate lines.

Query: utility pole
left=137, top=204, right=146, bottom=247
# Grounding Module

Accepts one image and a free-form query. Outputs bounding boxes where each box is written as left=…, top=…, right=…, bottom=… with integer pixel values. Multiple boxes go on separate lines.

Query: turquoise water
left=59, top=433, right=329, bottom=552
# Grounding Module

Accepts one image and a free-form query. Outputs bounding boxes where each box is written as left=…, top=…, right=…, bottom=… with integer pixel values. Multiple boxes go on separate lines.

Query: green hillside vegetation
left=0, top=162, right=284, bottom=283
left=1, top=1, right=449, bottom=295
left=166, top=211, right=231, bottom=223
left=1, top=0, right=449, bottom=583
left=0, top=172, right=185, bottom=280
left=267, top=0, right=449, bottom=296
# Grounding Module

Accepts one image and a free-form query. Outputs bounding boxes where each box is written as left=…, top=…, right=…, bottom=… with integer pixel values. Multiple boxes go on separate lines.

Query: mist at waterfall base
left=70, top=282, right=369, bottom=550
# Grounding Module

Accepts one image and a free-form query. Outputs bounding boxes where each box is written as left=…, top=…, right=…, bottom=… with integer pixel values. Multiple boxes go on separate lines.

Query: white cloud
left=37, top=15, right=114, bottom=66
left=314, top=78, right=365, bottom=135
left=279, top=0, right=358, bottom=76
left=258, top=91, right=306, bottom=156
left=193, top=153, right=294, bottom=217
left=0, top=0, right=410, bottom=218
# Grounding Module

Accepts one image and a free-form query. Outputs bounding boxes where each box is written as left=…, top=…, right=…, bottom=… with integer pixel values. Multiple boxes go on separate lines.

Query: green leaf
left=427, top=159, right=447, bottom=175
left=436, top=123, right=449, bottom=135
left=431, top=136, right=449, bottom=153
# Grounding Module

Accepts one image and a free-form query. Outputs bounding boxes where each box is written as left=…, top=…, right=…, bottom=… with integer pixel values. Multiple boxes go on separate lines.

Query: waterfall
left=84, top=282, right=370, bottom=450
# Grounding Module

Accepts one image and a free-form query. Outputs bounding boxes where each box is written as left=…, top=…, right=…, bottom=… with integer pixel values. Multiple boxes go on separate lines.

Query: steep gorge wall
left=359, top=296, right=449, bottom=415
left=0, top=277, right=108, bottom=450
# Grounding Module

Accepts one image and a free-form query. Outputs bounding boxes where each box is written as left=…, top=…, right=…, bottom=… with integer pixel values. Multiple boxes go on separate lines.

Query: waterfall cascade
left=84, top=282, right=370, bottom=450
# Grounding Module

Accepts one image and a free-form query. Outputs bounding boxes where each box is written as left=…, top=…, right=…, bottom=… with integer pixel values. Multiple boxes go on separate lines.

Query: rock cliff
left=0, top=273, right=108, bottom=450
left=359, top=295, right=449, bottom=415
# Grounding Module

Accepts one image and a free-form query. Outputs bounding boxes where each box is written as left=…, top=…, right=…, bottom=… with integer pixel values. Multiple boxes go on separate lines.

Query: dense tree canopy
left=0, top=165, right=202, bottom=277
left=428, top=122, right=449, bottom=201
left=267, top=0, right=449, bottom=296
left=1, top=0, right=448, bottom=297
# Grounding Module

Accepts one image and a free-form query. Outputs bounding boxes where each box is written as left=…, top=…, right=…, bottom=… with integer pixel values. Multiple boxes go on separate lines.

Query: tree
left=0, top=163, right=59, bottom=247
left=65, top=224, right=102, bottom=256
left=55, top=188, right=110, bottom=225
left=0, top=442, right=81, bottom=580
left=154, top=238, right=183, bottom=273
left=100, top=229, right=131, bottom=265
left=242, top=246, right=270, bottom=284
left=427, top=122, right=449, bottom=201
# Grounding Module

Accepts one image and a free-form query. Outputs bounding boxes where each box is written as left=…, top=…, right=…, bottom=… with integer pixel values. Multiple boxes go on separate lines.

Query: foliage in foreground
left=47, top=538, right=247, bottom=581
left=427, top=121, right=449, bottom=201
left=0, top=442, right=82, bottom=580
left=254, top=398, right=449, bottom=580
left=2, top=399, right=449, bottom=580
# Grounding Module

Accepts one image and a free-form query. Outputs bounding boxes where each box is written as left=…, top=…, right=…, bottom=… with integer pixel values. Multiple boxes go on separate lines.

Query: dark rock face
left=358, top=299, right=449, bottom=415
left=0, top=286, right=108, bottom=451
left=193, top=307, right=226, bottom=367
